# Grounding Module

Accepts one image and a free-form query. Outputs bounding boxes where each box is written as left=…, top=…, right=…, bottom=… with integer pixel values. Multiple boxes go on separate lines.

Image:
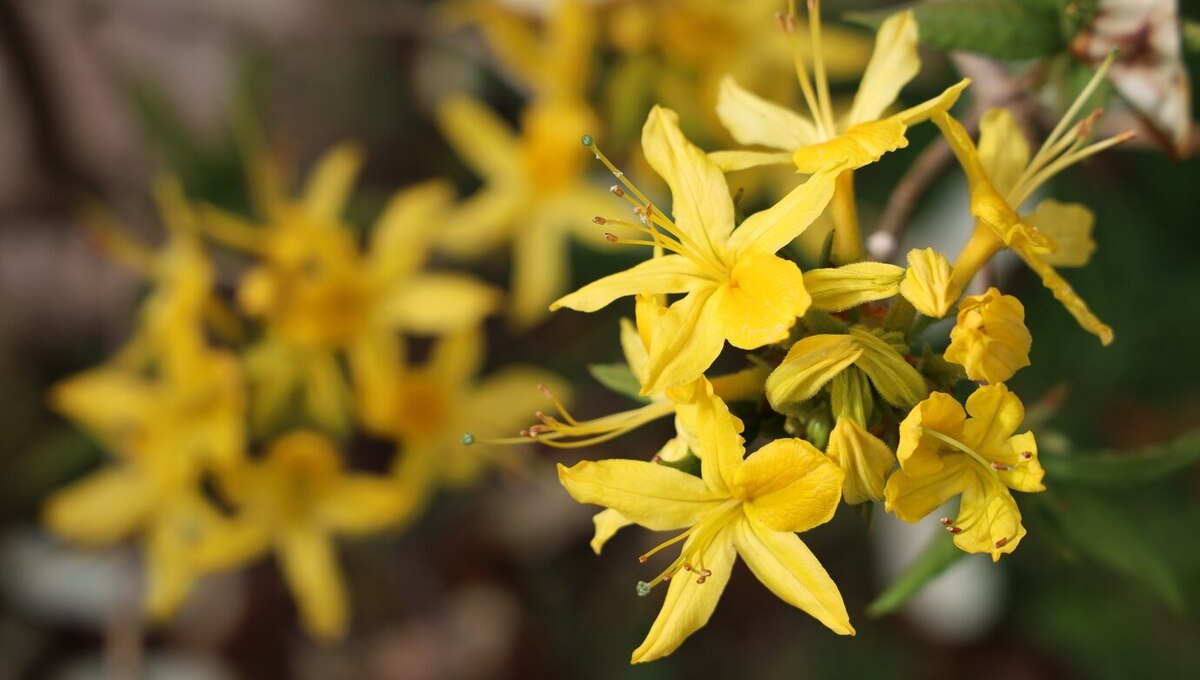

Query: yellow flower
left=202, top=148, right=498, bottom=430
left=766, top=327, right=928, bottom=413
left=944, top=287, right=1032, bottom=384
left=899, top=247, right=955, bottom=318
left=932, top=55, right=1129, bottom=345
left=552, top=106, right=836, bottom=394
left=558, top=384, right=853, bottom=663
left=803, top=261, right=905, bottom=312
left=710, top=7, right=968, bottom=263
left=826, top=417, right=894, bottom=505
left=437, top=0, right=615, bottom=327
left=192, top=431, right=404, bottom=640
left=358, top=329, right=564, bottom=524
left=884, top=385, right=1045, bottom=561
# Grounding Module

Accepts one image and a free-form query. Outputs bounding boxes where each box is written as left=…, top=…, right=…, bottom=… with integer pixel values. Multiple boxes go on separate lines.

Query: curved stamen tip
left=581, top=134, right=594, bottom=147
left=635, top=581, right=652, bottom=597
left=461, top=432, right=476, bottom=446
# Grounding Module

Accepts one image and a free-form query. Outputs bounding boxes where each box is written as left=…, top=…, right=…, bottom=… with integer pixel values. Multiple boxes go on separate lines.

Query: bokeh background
left=1, top=0, right=1199, bottom=678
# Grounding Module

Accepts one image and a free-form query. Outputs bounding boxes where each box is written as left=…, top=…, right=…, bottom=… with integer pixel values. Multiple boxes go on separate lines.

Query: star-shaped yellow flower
left=552, top=106, right=836, bottom=394
left=710, top=7, right=968, bottom=263
left=191, top=431, right=405, bottom=640
left=931, top=54, right=1128, bottom=345
left=201, top=147, right=498, bottom=430
left=884, top=385, right=1045, bottom=560
left=559, top=383, right=853, bottom=663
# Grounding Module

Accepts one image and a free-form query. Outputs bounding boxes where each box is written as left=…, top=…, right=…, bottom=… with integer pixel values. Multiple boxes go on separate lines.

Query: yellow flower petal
left=727, top=170, right=837, bottom=257
left=631, top=523, right=737, bottom=663
left=844, top=11, right=919, bottom=127
left=953, top=475, right=1026, bottom=561
left=436, top=187, right=525, bottom=259
left=900, top=247, right=956, bottom=318
left=302, top=143, right=364, bottom=223
left=511, top=223, right=567, bottom=328
left=550, top=254, right=708, bottom=313
left=717, top=76, right=820, bottom=150
left=894, top=78, right=971, bottom=126
left=962, top=383, right=1025, bottom=458
left=896, top=392, right=966, bottom=477
left=1016, top=246, right=1114, bottom=345
left=883, top=454, right=972, bottom=522
left=709, top=150, right=796, bottom=172
left=732, top=517, right=854, bottom=635
left=43, top=468, right=154, bottom=545
left=317, top=474, right=409, bottom=535
left=766, top=335, right=863, bottom=410
left=591, top=508, right=633, bottom=555
left=736, top=439, right=843, bottom=533
left=641, top=288, right=727, bottom=395
left=944, top=289, right=1032, bottom=384
left=278, top=528, right=349, bottom=640
left=694, top=385, right=746, bottom=497
left=827, top=418, right=895, bottom=505
left=977, top=108, right=1030, bottom=198
left=792, top=118, right=908, bottom=174
left=717, top=251, right=810, bottom=349
left=368, top=180, right=454, bottom=282
left=998, top=432, right=1045, bottom=493
left=642, top=106, right=734, bottom=259
left=849, top=328, right=928, bottom=408
left=556, top=460, right=724, bottom=531
left=436, top=97, right=522, bottom=181
left=380, top=272, right=500, bottom=334
left=1024, top=199, right=1096, bottom=267
left=804, top=262, right=905, bottom=312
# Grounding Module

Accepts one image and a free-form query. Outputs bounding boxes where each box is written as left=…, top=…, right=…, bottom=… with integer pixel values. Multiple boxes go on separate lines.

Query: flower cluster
left=535, top=4, right=1130, bottom=663
left=44, top=147, right=560, bottom=639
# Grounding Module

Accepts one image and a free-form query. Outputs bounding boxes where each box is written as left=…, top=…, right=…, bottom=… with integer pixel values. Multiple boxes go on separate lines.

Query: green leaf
left=1035, top=489, right=1185, bottom=613
left=1040, top=430, right=1200, bottom=486
left=868, top=533, right=964, bottom=617
left=846, top=0, right=1068, bottom=60
left=588, top=363, right=649, bottom=403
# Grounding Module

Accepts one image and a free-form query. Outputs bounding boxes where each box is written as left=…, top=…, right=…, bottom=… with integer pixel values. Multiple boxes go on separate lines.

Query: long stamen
left=921, top=427, right=998, bottom=479
left=782, top=2, right=829, bottom=139
left=1016, top=131, right=1136, bottom=203
left=807, top=0, right=838, bottom=135
left=639, top=526, right=700, bottom=564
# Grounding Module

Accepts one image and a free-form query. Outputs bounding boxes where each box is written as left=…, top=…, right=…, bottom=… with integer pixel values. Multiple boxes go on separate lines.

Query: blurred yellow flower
left=558, top=384, right=852, bottom=663
left=933, top=55, right=1129, bottom=345
left=358, top=329, right=563, bottom=524
left=202, top=148, right=498, bottom=431
left=553, top=106, right=835, bottom=394
left=884, top=385, right=1045, bottom=560
left=944, top=287, right=1032, bottom=384
left=438, top=0, right=614, bottom=327
left=193, top=431, right=404, bottom=640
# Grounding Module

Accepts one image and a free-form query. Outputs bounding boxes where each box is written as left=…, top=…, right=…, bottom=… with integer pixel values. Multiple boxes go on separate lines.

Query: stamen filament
left=786, top=0, right=830, bottom=139
left=807, top=0, right=838, bottom=136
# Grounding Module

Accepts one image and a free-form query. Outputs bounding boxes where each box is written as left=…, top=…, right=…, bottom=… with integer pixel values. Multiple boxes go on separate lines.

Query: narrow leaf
left=588, top=363, right=649, bottom=403
left=868, top=533, right=964, bottom=617
left=846, top=0, right=1067, bottom=60
left=1041, top=430, right=1200, bottom=486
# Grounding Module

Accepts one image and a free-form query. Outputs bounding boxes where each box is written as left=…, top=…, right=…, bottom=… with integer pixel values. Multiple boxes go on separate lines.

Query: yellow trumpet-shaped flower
left=932, top=54, right=1130, bottom=345
left=944, top=287, right=1032, bottom=384
left=202, top=148, right=498, bottom=430
left=766, top=327, right=928, bottom=413
left=558, top=383, right=853, bottom=663
left=552, top=106, right=836, bottom=394
left=884, top=385, right=1045, bottom=560
left=710, top=6, right=968, bottom=262
left=192, top=431, right=405, bottom=640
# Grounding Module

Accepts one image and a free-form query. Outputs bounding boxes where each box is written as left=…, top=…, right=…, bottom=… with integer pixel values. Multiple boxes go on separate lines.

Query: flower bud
left=944, top=287, right=1032, bottom=384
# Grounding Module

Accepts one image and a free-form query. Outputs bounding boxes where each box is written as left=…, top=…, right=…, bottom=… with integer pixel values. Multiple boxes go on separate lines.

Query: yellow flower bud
left=803, top=262, right=905, bottom=312
left=944, top=287, right=1032, bottom=384
left=899, top=247, right=955, bottom=318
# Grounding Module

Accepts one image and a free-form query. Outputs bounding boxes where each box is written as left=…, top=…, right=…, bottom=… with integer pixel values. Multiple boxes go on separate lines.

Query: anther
left=695, top=568, right=713, bottom=584
left=592, top=216, right=607, bottom=225
left=946, top=526, right=963, bottom=534
left=1021, top=451, right=1034, bottom=460
left=461, top=433, right=476, bottom=446
left=604, top=232, right=619, bottom=242
left=610, top=185, right=625, bottom=198
left=774, top=11, right=794, bottom=33
left=939, top=517, right=953, bottom=526
left=991, top=461, right=1013, bottom=471
left=994, top=537, right=1009, bottom=549
left=732, top=187, right=744, bottom=207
